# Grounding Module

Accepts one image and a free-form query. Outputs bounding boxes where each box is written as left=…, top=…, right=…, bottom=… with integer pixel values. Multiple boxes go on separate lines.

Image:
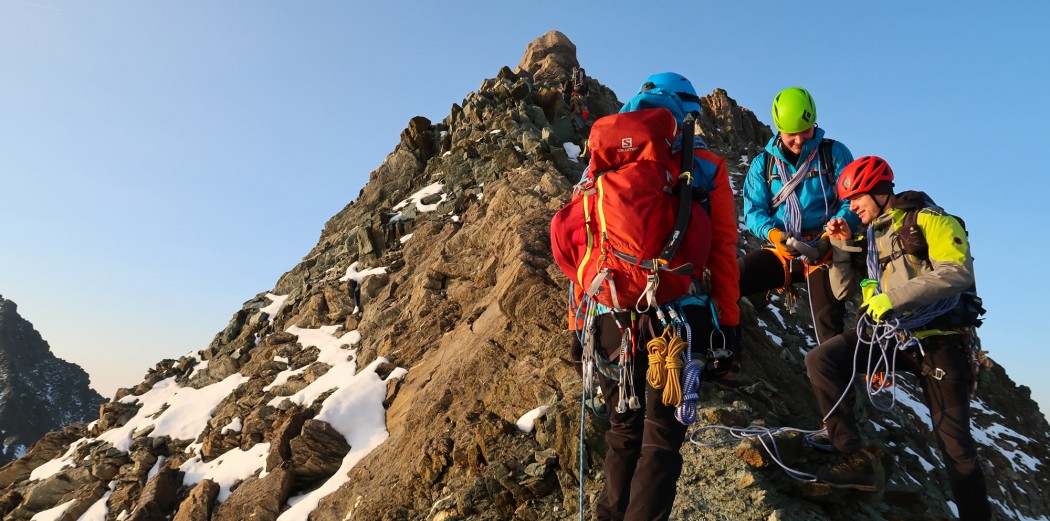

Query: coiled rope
left=675, top=318, right=701, bottom=425
left=646, top=326, right=686, bottom=407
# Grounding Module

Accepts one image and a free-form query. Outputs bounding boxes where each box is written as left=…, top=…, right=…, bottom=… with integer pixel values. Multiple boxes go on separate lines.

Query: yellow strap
left=577, top=190, right=594, bottom=285
left=913, top=328, right=961, bottom=340
left=596, top=175, right=609, bottom=238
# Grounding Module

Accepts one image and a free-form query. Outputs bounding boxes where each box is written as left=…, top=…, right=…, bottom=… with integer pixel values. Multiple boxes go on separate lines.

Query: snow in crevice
left=261, top=293, right=290, bottom=324
left=390, top=183, right=447, bottom=222
left=339, top=261, right=387, bottom=284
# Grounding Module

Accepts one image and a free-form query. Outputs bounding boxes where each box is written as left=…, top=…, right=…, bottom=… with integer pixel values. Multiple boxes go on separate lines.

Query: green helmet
left=771, top=87, right=817, bottom=134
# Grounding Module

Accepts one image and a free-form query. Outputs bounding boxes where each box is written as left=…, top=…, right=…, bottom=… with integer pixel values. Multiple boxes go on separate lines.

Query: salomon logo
left=618, top=137, right=639, bottom=153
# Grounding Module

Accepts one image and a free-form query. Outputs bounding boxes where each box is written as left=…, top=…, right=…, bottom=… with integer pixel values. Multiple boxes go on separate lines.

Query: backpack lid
left=588, top=107, right=678, bottom=174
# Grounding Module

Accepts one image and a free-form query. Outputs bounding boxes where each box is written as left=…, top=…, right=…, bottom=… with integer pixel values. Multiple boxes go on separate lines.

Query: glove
left=768, top=228, right=798, bottom=258
left=861, top=293, right=894, bottom=322
left=860, top=278, right=879, bottom=302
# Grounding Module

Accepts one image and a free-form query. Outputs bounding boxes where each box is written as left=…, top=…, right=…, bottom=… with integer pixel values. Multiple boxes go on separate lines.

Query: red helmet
left=837, top=156, right=895, bottom=199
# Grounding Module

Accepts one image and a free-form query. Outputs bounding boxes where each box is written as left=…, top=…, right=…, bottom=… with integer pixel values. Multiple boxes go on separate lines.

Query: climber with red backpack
left=552, top=72, right=739, bottom=521
left=804, top=156, right=990, bottom=520
left=740, top=87, right=859, bottom=352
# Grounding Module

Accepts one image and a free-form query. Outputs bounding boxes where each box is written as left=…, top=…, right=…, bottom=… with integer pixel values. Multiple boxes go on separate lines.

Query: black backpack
left=893, top=191, right=986, bottom=328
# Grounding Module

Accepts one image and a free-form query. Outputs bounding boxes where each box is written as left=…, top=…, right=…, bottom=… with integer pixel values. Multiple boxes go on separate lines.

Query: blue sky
left=2, top=1, right=1047, bottom=415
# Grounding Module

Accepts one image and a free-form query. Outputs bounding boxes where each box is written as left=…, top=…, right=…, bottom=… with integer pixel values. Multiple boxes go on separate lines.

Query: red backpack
left=551, top=108, right=712, bottom=311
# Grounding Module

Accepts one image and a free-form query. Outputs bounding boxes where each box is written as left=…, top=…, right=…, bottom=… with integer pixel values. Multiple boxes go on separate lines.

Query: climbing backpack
left=550, top=106, right=712, bottom=311
left=893, top=191, right=986, bottom=329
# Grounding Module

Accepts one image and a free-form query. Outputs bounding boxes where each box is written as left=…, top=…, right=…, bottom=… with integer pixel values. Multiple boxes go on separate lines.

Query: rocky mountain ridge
left=0, top=31, right=1046, bottom=521
left=0, top=295, right=104, bottom=467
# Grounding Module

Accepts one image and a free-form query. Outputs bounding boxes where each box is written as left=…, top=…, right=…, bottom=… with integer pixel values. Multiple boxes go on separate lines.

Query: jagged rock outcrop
left=0, top=31, right=1046, bottom=521
left=0, top=296, right=104, bottom=466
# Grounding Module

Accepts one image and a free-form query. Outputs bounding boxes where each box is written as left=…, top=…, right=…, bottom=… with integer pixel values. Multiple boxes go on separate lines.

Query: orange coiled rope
left=646, top=326, right=687, bottom=407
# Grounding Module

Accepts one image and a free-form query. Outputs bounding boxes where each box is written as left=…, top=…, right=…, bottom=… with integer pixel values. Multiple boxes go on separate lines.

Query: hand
left=768, top=228, right=798, bottom=258
left=825, top=218, right=851, bottom=241
left=861, top=293, right=894, bottom=322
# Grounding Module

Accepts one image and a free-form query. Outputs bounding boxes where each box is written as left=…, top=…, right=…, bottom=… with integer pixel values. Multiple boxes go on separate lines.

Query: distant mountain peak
left=0, top=295, right=104, bottom=467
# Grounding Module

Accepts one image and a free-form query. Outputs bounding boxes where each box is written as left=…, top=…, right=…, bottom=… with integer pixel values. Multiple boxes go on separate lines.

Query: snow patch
left=180, top=442, right=271, bottom=501
left=261, top=293, right=290, bottom=324
left=221, top=417, right=243, bottom=435
left=339, top=261, right=387, bottom=283
left=904, top=447, right=936, bottom=472
left=516, top=406, right=549, bottom=433
left=390, top=182, right=446, bottom=221
left=77, top=481, right=116, bottom=521
left=972, top=422, right=1042, bottom=473
left=267, top=326, right=364, bottom=409
left=29, top=438, right=90, bottom=481
left=29, top=499, right=76, bottom=521
left=147, top=456, right=167, bottom=481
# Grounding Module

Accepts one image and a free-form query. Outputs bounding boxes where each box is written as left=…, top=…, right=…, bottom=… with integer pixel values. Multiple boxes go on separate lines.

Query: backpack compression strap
left=656, top=111, right=698, bottom=266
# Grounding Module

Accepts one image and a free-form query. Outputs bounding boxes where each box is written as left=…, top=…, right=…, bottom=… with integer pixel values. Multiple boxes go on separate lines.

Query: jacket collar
left=764, top=126, right=826, bottom=163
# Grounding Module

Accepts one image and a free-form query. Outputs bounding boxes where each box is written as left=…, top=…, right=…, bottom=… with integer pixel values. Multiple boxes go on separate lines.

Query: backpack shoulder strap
left=763, top=151, right=776, bottom=184
left=818, top=138, right=836, bottom=185
left=764, top=138, right=833, bottom=185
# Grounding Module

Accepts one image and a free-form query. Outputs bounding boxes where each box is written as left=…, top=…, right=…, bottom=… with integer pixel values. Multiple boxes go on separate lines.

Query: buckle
left=922, top=365, right=946, bottom=380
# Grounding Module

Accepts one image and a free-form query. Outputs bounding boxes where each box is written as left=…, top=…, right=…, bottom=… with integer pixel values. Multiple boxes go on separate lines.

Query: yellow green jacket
left=829, top=192, right=974, bottom=316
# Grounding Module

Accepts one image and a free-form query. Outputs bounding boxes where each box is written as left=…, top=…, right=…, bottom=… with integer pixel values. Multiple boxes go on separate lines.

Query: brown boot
left=818, top=448, right=880, bottom=492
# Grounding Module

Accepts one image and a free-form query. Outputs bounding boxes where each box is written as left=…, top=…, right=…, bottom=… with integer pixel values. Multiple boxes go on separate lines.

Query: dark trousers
left=805, top=331, right=991, bottom=521
left=739, top=248, right=845, bottom=344
left=594, top=307, right=714, bottom=521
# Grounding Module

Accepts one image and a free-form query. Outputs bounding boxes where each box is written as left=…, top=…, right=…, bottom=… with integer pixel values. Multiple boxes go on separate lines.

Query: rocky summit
left=0, top=31, right=1047, bottom=521
left=0, top=295, right=104, bottom=467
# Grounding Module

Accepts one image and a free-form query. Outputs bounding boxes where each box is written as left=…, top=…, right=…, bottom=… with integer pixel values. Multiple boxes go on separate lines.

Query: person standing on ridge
left=579, top=72, right=741, bottom=521
left=805, top=156, right=990, bottom=520
left=739, top=87, right=859, bottom=354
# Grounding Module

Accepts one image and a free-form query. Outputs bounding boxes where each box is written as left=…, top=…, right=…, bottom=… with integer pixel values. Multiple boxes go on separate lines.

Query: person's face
left=781, top=126, right=815, bottom=155
left=848, top=193, right=882, bottom=224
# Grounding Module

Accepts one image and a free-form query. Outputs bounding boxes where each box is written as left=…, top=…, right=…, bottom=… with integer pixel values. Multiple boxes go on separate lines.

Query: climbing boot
left=818, top=448, right=880, bottom=492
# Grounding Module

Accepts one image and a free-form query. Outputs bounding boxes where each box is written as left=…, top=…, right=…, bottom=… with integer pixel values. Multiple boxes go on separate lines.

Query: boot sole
left=822, top=482, right=878, bottom=492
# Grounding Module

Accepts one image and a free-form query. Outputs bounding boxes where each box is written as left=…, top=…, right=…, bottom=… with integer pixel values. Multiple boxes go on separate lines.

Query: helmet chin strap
left=873, top=193, right=892, bottom=216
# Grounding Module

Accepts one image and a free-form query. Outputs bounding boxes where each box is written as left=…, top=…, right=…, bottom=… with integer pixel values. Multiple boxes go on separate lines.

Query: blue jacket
left=743, top=127, right=859, bottom=240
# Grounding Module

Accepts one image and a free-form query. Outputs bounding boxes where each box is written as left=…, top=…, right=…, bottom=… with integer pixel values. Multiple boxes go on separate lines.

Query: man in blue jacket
left=739, top=87, right=859, bottom=351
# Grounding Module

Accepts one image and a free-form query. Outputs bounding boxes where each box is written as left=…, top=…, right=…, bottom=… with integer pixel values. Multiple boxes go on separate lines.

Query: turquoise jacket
left=743, top=127, right=859, bottom=240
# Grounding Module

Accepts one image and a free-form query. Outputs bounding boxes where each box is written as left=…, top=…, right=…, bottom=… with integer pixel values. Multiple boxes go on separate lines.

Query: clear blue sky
left=2, top=1, right=1047, bottom=414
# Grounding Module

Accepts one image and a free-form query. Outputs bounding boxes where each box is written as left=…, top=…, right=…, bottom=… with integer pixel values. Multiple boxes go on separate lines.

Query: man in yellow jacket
left=805, top=156, right=990, bottom=521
